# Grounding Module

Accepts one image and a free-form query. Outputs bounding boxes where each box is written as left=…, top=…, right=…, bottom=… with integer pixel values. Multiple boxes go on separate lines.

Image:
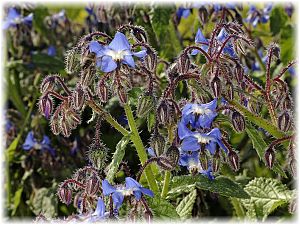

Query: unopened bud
left=39, top=95, right=53, bottom=119
left=58, top=187, right=72, bottom=205
left=282, top=95, right=292, bottom=110
left=198, top=7, right=208, bottom=24
left=65, top=47, right=80, bottom=74
left=211, top=76, right=221, bottom=98
left=97, top=81, right=108, bottom=103
left=177, top=53, right=190, bottom=75
left=264, top=148, right=275, bottom=168
left=165, top=145, right=180, bottom=166
left=40, top=75, right=55, bottom=93
left=157, top=100, right=169, bottom=125
left=157, top=156, right=175, bottom=171
left=50, top=114, right=60, bottom=135
left=225, top=81, right=234, bottom=100
left=136, top=94, right=154, bottom=118
left=73, top=193, right=82, bottom=209
left=278, top=111, right=291, bottom=132
left=144, top=210, right=153, bottom=223
left=212, top=150, right=221, bottom=173
left=272, top=45, right=280, bottom=59
left=228, top=151, right=239, bottom=171
left=150, top=132, right=165, bottom=157
left=232, top=111, right=245, bottom=132
left=60, top=115, right=71, bottom=137
left=117, top=87, right=127, bottom=104
left=72, top=85, right=85, bottom=111
left=199, top=150, right=209, bottom=171
left=85, top=176, right=100, bottom=196
left=132, top=26, right=147, bottom=43
left=289, top=158, right=297, bottom=177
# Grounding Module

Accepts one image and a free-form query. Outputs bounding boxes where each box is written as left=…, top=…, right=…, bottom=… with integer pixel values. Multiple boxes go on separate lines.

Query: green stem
left=123, top=104, right=159, bottom=193
left=229, top=100, right=288, bottom=139
left=161, top=125, right=175, bottom=198
left=87, top=100, right=129, bottom=136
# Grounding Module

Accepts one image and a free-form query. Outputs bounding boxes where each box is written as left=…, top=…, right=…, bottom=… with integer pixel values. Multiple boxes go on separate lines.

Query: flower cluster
left=177, top=99, right=227, bottom=179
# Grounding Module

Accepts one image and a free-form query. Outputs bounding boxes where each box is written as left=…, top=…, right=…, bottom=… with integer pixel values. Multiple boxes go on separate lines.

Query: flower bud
left=289, top=158, right=297, bottom=177
left=165, top=145, right=180, bottom=166
left=117, top=87, right=128, bottom=104
left=177, top=53, right=190, bottom=75
left=136, top=94, right=154, bottom=118
left=80, top=66, right=95, bottom=87
left=85, top=176, right=100, bottom=196
left=65, top=47, right=80, bottom=74
left=248, top=99, right=261, bottom=114
left=97, top=80, right=108, bottom=103
left=198, top=7, right=208, bottom=24
left=225, top=81, right=234, bottom=100
left=72, top=85, right=85, bottom=111
left=50, top=114, right=60, bottom=135
left=40, top=75, right=56, bottom=93
left=212, top=150, right=221, bottom=173
left=234, top=64, right=244, bottom=83
left=132, top=26, right=147, bottom=43
left=210, top=76, right=221, bottom=98
left=73, top=193, right=82, bottom=209
left=278, top=111, right=291, bottom=132
left=144, top=210, right=153, bottom=223
left=281, top=95, right=292, bottom=110
left=58, top=187, right=72, bottom=205
left=150, top=132, right=165, bottom=157
left=144, top=50, right=157, bottom=72
left=157, top=156, right=174, bottom=171
left=88, top=145, right=108, bottom=170
left=199, top=150, right=209, bottom=171
left=39, top=95, right=53, bottom=119
left=232, top=111, right=245, bottom=132
left=157, top=100, right=168, bottom=125
left=60, top=115, right=72, bottom=137
left=264, top=148, right=275, bottom=168
left=228, top=151, right=239, bottom=171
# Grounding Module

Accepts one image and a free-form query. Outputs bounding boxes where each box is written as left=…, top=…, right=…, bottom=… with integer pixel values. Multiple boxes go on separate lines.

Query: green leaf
left=146, top=196, right=179, bottom=220
left=231, top=197, right=246, bottom=218
left=32, top=53, right=64, bottom=73
left=30, top=187, right=58, bottom=218
left=241, top=177, right=295, bottom=221
left=176, top=189, right=197, bottom=220
left=33, top=7, right=50, bottom=35
left=270, top=6, right=288, bottom=36
left=169, top=175, right=250, bottom=199
left=245, top=122, right=287, bottom=178
left=12, top=187, right=23, bottom=216
left=106, top=135, right=130, bottom=183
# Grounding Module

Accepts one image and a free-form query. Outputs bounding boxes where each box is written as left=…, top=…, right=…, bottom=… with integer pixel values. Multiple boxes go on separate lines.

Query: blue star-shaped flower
left=179, top=128, right=227, bottom=155
left=245, top=4, right=273, bottom=27
left=22, top=131, right=56, bottom=157
left=102, top=177, right=154, bottom=209
left=176, top=7, right=191, bottom=19
left=180, top=99, right=218, bottom=129
left=216, top=28, right=237, bottom=58
left=3, top=8, right=33, bottom=30
left=89, top=32, right=147, bottom=72
left=191, top=28, right=209, bottom=55
left=47, top=45, right=56, bottom=57
left=87, top=198, right=109, bottom=222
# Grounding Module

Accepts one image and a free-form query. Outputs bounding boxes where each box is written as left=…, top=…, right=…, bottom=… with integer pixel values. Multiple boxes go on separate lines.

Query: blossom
left=191, top=28, right=209, bottom=55
left=102, top=177, right=154, bottom=209
left=216, top=28, right=237, bottom=58
left=89, top=32, right=147, bottom=72
left=180, top=99, right=218, bottom=129
left=179, top=128, right=227, bottom=155
left=245, top=4, right=273, bottom=27
left=3, top=8, right=33, bottom=30
left=179, top=150, right=214, bottom=180
left=22, top=131, right=55, bottom=156
left=251, top=50, right=267, bottom=71
left=87, top=198, right=109, bottom=222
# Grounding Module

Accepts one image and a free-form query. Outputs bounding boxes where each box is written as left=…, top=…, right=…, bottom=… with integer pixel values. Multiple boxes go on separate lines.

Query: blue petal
left=112, top=192, right=124, bottom=209
left=181, top=136, right=200, bottom=151
left=98, top=55, right=117, bottom=72
left=182, top=9, right=191, bottom=18
left=22, top=131, right=36, bottom=150
left=7, top=8, right=20, bottom=20
left=2, top=21, right=13, bottom=30
left=133, top=49, right=147, bottom=58
left=93, top=198, right=105, bottom=217
left=125, top=177, right=141, bottom=189
left=178, top=121, right=193, bottom=140
left=195, top=28, right=208, bottom=44
left=140, top=187, right=154, bottom=197
left=147, top=147, right=156, bottom=157
left=109, top=32, right=131, bottom=52
left=182, top=103, right=194, bottom=116
left=133, top=190, right=142, bottom=200
left=89, top=41, right=104, bottom=54
left=23, top=13, right=33, bottom=24
left=206, top=141, right=216, bottom=155
left=217, top=28, right=228, bottom=42
left=123, top=55, right=135, bottom=68
left=202, top=98, right=217, bottom=111
left=102, top=179, right=116, bottom=196
left=47, top=45, right=56, bottom=56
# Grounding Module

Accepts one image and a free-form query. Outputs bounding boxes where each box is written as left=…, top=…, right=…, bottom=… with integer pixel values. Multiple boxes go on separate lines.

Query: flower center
left=118, top=188, right=135, bottom=196
left=193, top=106, right=212, bottom=116
left=106, top=50, right=126, bottom=61
left=194, top=133, right=212, bottom=144
left=33, top=143, right=42, bottom=150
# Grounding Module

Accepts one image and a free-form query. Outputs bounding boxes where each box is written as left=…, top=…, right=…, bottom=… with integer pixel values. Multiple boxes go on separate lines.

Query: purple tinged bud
left=40, top=76, right=56, bottom=93
left=73, top=193, right=82, bottom=209
left=157, top=100, right=169, bottom=125
left=150, top=132, right=165, bottom=157
left=232, top=111, right=245, bottom=132
left=225, top=81, right=234, bottom=100
left=117, top=87, right=127, bottom=104
left=278, top=111, right=291, bottom=132
left=143, top=210, right=153, bottom=222
left=97, top=80, right=108, bottom=103
left=165, top=145, right=180, bottom=166
left=282, top=95, right=292, bottom=110
left=264, top=148, right=275, bottom=168
left=85, top=176, right=100, bottom=196
left=289, top=158, right=297, bottom=177
left=157, top=156, right=175, bottom=171
left=58, top=187, right=72, bottom=205
left=177, top=53, right=190, bottom=75
left=228, top=151, right=239, bottom=171
left=39, top=95, right=53, bottom=119
left=72, top=85, right=85, bottom=111
left=50, top=114, right=60, bottom=135
left=144, top=50, right=157, bottom=72
left=199, top=150, right=209, bottom=171
left=136, top=94, right=154, bottom=118
left=212, top=150, right=221, bottom=173
left=60, top=115, right=71, bottom=137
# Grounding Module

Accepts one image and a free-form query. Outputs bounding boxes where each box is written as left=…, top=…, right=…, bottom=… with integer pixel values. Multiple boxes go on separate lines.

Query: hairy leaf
left=270, top=6, right=288, bottom=36
left=106, top=135, right=130, bottom=183
left=176, top=189, right=197, bottom=219
left=146, top=196, right=179, bottom=220
left=169, top=175, right=250, bottom=199
left=241, top=177, right=295, bottom=221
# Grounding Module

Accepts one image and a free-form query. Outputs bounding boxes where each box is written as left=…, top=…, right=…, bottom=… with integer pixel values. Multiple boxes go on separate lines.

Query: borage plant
left=38, top=10, right=296, bottom=222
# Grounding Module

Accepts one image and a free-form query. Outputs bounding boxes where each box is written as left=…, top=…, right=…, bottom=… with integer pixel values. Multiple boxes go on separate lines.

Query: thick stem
left=124, top=104, right=159, bottom=193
